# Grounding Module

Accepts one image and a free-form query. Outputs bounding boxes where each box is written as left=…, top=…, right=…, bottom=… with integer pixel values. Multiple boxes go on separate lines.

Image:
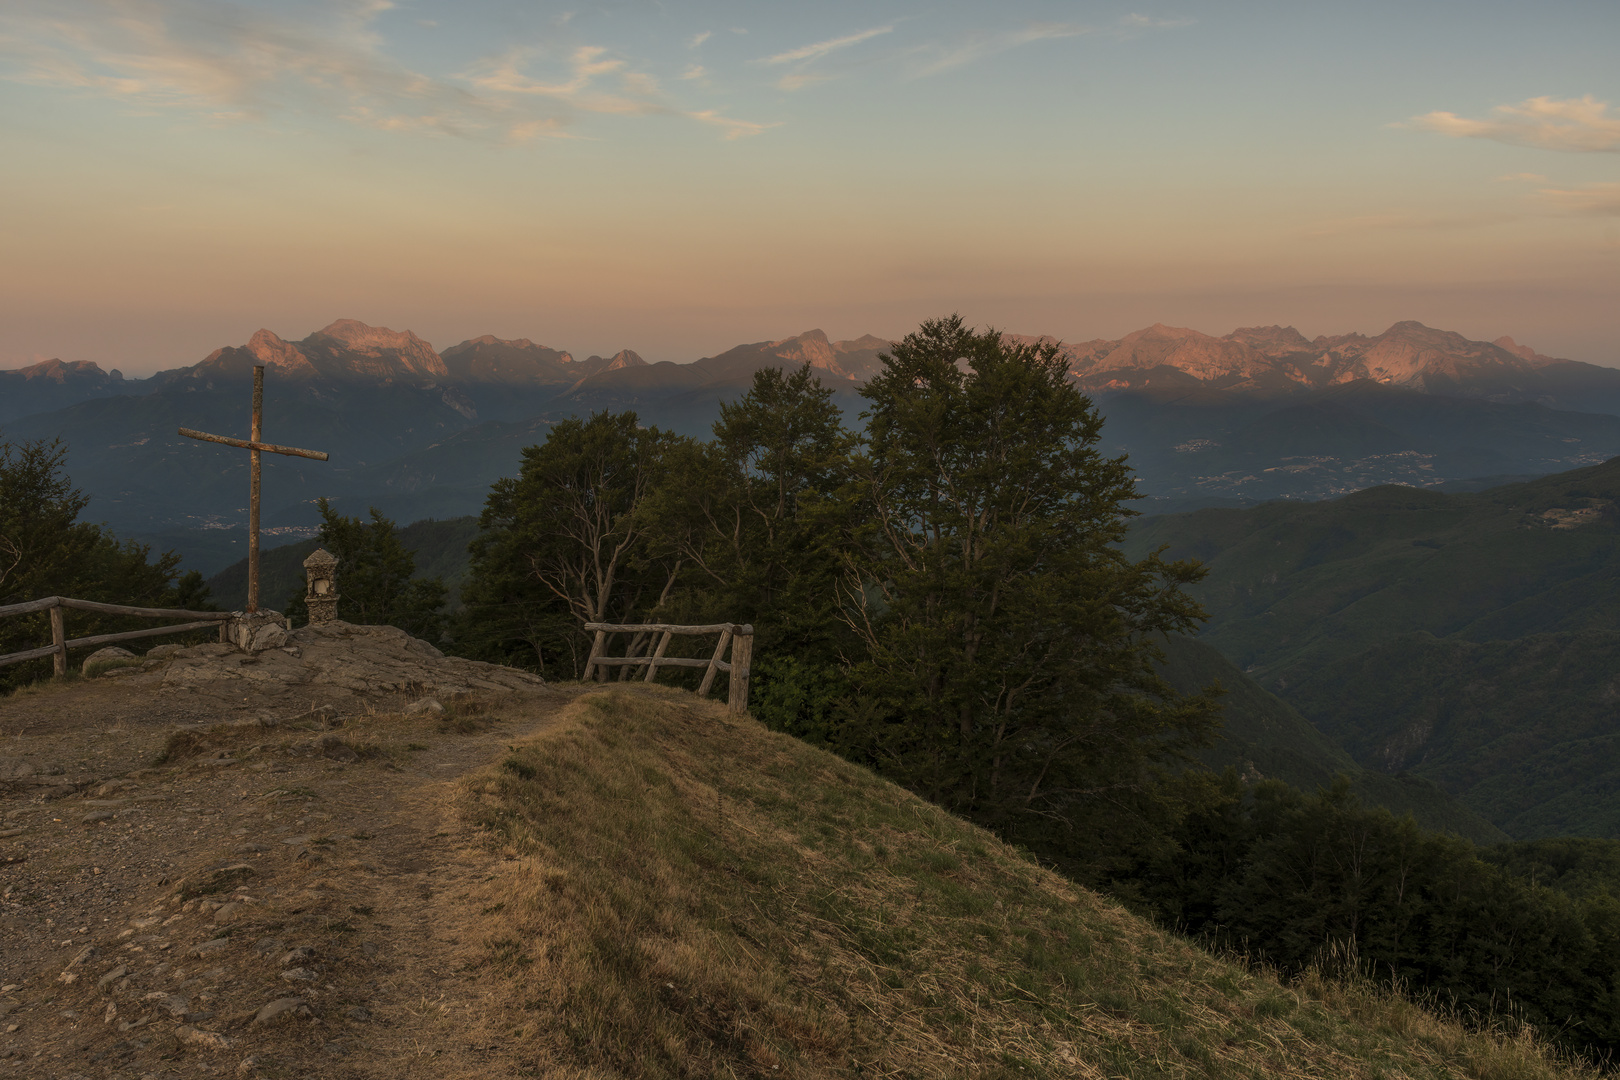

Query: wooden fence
left=582, top=621, right=754, bottom=715
left=0, top=596, right=231, bottom=675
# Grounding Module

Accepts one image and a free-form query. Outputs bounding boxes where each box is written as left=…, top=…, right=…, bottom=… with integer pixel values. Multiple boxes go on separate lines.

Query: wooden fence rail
left=582, top=621, right=754, bottom=715
left=0, top=596, right=232, bottom=675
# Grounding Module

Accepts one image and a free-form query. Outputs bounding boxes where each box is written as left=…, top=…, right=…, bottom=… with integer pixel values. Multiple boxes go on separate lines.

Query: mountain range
left=1037, top=319, right=1620, bottom=413
left=5, top=317, right=1620, bottom=574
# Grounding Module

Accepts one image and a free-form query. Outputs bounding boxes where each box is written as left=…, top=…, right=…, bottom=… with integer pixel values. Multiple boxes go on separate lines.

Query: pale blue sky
left=2, top=0, right=1616, bottom=372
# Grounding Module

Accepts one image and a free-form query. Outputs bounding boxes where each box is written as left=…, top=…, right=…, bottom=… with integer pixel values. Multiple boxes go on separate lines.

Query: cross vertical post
left=249, top=366, right=263, bottom=612
left=179, top=365, right=330, bottom=615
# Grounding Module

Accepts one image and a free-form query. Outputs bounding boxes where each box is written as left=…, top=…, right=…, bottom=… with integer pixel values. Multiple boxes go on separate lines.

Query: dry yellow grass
left=453, top=687, right=1596, bottom=1080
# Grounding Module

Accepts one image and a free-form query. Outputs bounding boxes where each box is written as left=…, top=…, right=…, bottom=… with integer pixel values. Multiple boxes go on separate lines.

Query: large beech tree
left=839, top=315, right=1218, bottom=852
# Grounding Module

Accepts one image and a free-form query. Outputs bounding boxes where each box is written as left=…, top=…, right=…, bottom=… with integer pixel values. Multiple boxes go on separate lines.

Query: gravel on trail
left=0, top=621, right=576, bottom=1080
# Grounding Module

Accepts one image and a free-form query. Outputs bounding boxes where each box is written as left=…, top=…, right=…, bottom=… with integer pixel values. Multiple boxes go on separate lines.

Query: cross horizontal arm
left=178, top=428, right=330, bottom=461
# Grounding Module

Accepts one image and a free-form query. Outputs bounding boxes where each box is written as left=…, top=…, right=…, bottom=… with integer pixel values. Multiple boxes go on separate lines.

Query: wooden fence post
left=48, top=601, right=66, bottom=677
left=727, top=625, right=754, bottom=716
left=582, top=629, right=606, bottom=682
left=643, top=630, right=672, bottom=682
left=697, top=626, right=733, bottom=697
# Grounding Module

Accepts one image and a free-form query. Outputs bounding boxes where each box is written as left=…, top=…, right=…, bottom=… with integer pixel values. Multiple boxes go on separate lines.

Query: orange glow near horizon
left=1, top=2, right=1617, bottom=373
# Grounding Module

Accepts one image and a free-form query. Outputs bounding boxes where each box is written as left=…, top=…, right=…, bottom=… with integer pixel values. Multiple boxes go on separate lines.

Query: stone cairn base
left=223, top=610, right=291, bottom=654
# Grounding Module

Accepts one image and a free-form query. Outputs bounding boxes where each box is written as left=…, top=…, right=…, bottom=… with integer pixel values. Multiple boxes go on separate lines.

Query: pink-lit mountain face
left=10, top=319, right=1615, bottom=414
left=1029, top=321, right=1572, bottom=398
left=167, top=320, right=449, bottom=385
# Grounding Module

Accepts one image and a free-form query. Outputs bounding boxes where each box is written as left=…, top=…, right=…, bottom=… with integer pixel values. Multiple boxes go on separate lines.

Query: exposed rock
left=82, top=646, right=137, bottom=675
left=224, top=610, right=290, bottom=654
left=155, top=620, right=541, bottom=705
left=252, top=997, right=308, bottom=1025
left=145, top=992, right=190, bottom=1017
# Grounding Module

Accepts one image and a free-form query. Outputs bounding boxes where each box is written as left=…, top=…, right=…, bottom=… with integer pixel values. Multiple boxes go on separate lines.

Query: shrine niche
left=303, top=547, right=340, bottom=625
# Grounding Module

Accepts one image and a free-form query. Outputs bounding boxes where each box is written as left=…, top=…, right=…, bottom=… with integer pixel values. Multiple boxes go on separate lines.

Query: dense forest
left=6, top=317, right=1619, bottom=1065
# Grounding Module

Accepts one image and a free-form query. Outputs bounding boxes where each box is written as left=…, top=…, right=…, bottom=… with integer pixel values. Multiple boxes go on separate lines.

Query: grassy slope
left=454, top=687, right=1584, bottom=1080
left=1156, top=636, right=1508, bottom=844
left=1124, top=457, right=1620, bottom=839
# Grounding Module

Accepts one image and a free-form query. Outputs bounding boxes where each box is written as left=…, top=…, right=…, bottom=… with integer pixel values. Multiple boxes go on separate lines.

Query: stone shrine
left=303, top=547, right=340, bottom=625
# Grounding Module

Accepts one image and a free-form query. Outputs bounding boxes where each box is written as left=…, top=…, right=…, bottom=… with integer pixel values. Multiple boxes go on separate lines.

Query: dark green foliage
left=750, top=655, right=849, bottom=745
left=837, top=316, right=1219, bottom=877
left=1134, top=778, right=1620, bottom=1060
left=0, top=438, right=211, bottom=690
left=651, top=363, right=859, bottom=668
left=1485, top=837, right=1620, bottom=900
left=284, top=498, right=447, bottom=641
left=456, top=411, right=691, bottom=677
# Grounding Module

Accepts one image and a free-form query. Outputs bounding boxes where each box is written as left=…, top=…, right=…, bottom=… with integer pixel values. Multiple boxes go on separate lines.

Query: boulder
left=82, top=646, right=136, bottom=675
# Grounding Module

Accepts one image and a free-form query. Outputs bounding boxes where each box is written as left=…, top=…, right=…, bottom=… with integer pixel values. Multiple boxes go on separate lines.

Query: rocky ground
left=0, top=622, right=579, bottom=1080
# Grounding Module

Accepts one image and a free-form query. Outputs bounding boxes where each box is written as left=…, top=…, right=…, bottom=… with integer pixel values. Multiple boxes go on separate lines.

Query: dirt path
left=0, top=629, right=589, bottom=1080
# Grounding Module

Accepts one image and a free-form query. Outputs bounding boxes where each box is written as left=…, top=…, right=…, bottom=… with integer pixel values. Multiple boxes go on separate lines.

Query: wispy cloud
left=1403, top=95, right=1620, bottom=153
left=688, top=108, right=780, bottom=141
left=750, top=24, right=895, bottom=92
left=688, top=31, right=711, bottom=49
left=761, top=26, right=894, bottom=66
left=1536, top=182, right=1620, bottom=216
left=0, top=0, right=773, bottom=143
left=1119, top=14, right=1197, bottom=31
left=905, top=23, right=1093, bottom=78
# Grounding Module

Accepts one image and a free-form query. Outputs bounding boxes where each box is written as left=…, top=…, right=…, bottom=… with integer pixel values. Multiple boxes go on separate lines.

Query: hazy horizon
left=3, top=0, right=1617, bottom=376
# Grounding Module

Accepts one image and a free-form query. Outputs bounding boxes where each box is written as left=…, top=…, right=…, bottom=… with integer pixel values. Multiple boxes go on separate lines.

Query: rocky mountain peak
left=1226, top=325, right=1315, bottom=356
left=302, top=319, right=448, bottom=381
left=768, top=330, right=837, bottom=372
left=7, top=358, right=110, bottom=383
left=244, top=329, right=320, bottom=377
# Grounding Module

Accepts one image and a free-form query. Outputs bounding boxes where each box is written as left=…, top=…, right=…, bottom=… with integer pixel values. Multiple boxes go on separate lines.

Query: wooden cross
left=178, top=365, right=329, bottom=613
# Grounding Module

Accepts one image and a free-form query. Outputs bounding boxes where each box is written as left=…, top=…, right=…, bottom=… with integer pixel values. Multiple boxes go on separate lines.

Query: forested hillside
left=1126, top=457, right=1620, bottom=839
left=1155, top=636, right=1506, bottom=843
